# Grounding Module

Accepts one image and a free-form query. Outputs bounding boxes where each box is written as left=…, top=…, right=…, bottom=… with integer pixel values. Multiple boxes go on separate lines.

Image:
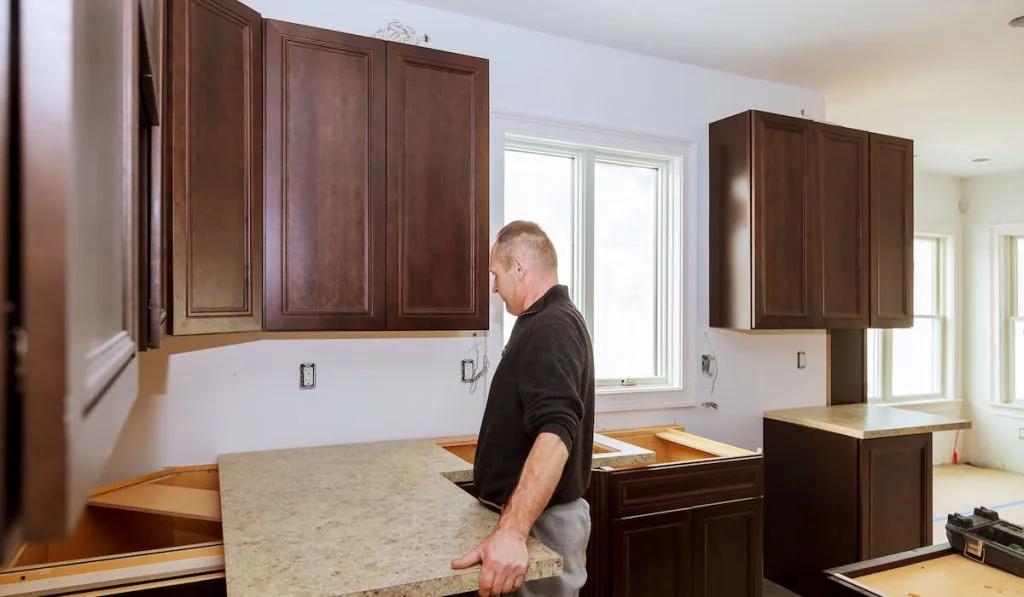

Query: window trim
left=489, top=111, right=697, bottom=412
left=991, top=223, right=1024, bottom=408
left=868, top=226, right=959, bottom=404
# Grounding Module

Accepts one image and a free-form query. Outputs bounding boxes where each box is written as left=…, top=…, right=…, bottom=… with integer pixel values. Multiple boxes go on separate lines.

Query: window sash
left=869, top=315, right=946, bottom=401
left=503, top=136, right=680, bottom=389
left=869, top=233, right=950, bottom=402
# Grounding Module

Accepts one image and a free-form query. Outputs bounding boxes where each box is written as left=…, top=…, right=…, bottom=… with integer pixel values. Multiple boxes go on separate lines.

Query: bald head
left=493, top=220, right=558, bottom=273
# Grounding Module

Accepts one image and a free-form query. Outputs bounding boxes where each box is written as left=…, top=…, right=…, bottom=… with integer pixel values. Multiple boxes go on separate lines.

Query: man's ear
left=512, top=254, right=525, bottom=279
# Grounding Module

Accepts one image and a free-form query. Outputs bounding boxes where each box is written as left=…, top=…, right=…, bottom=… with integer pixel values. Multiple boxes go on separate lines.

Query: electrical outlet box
left=701, top=354, right=715, bottom=376
left=797, top=351, right=806, bottom=369
left=1019, top=427, right=1024, bottom=440
left=461, top=359, right=475, bottom=383
left=299, top=363, right=316, bottom=389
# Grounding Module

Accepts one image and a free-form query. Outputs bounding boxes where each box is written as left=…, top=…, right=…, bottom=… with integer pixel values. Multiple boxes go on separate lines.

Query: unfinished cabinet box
left=709, top=109, right=913, bottom=330
left=0, top=465, right=226, bottom=596
left=440, top=426, right=765, bottom=597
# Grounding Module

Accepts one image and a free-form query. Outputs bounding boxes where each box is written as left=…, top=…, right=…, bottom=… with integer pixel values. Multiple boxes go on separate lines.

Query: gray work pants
left=515, top=498, right=591, bottom=597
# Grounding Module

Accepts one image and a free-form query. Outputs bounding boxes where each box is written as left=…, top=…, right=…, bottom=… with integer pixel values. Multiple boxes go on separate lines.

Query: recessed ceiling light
left=972, top=157, right=991, bottom=163
left=1011, top=15, right=1024, bottom=27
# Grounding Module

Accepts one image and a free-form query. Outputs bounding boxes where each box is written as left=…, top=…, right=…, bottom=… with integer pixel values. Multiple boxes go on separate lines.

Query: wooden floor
left=932, top=463, right=1024, bottom=544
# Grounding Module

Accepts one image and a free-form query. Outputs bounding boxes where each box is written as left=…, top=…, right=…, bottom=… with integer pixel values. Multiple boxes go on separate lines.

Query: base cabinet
left=764, top=419, right=933, bottom=597
left=446, top=426, right=765, bottom=597
left=0, top=466, right=225, bottom=596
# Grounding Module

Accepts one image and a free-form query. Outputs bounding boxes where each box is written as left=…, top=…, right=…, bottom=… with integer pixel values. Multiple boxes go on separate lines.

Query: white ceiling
left=403, top=0, right=1024, bottom=178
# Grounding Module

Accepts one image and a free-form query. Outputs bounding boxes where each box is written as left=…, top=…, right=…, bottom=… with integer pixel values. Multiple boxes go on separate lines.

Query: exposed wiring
left=953, top=429, right=961, bottom=465
left=466, top=340, right=489, bottom=393
left=705, top=331, right=719, bottom=395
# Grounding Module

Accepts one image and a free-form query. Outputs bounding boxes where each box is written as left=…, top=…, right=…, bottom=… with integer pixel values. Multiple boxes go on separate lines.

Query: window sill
left=990, top=402, right=1024, bottom=420
left=596, top=385, right=691, bottom=413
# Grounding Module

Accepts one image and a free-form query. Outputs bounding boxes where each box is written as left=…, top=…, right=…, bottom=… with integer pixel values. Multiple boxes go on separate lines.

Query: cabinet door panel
left=859, top=434, right=932, bottom=559
left=610, top=510, right=693, bottom=597
left=692, top=499, right=763, bottom=597
left=816, top=124, right=869, bottom=328
left=869, top=133, right=914, bottom=328
left=386, top=43, right=488, bottom=331
left=264, top=20, right=386, bottom=331
left=21, top=0, right=140, bottom=540
left=751, top=112, right=817, bottom=328
left=168, top=0, right=262, bottom=334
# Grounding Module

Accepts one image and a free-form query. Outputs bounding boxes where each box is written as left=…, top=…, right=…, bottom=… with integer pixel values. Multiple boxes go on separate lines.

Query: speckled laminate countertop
left=217, top=434, right=654, bottom=597
left=762, top=404, right=971, bottom=439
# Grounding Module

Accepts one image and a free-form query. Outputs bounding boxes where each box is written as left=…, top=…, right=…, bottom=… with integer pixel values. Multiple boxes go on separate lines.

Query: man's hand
left=451, top=527, right=529, bottom=596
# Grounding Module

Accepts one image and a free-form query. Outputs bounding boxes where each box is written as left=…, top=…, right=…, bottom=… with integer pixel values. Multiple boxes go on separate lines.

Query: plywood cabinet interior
left=1, top=466, right=226, bottom=596
left=709, top=109, right=913, bottom=330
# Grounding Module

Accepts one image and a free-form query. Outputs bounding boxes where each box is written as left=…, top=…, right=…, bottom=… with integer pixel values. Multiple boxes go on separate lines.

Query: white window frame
left=991, top=224, right=1024, bottom=410
left=868, top=227, right=958, bottom=403
left=489, top=111, right=697, bottom=412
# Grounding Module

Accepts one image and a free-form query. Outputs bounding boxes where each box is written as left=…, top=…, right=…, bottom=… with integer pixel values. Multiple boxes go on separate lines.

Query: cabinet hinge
left=12, top=326, right=26, bottom=392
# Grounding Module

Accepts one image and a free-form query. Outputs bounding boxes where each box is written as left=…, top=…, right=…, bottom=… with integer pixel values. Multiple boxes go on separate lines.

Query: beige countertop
left=762, top=404, right=971, bottom=439
left=217, top=433, right=654, bottom=597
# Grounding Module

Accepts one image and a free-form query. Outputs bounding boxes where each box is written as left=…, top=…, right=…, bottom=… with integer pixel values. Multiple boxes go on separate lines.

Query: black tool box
left=945, top=506, right=1024, bottom=578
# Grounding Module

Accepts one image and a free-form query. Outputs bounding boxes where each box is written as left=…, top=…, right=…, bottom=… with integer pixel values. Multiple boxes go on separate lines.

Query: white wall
left=103, top=0, right=830, bottom=482
left=961, top=171, right=1024, bottom=474
left=895, top=171, right=966, bottom=465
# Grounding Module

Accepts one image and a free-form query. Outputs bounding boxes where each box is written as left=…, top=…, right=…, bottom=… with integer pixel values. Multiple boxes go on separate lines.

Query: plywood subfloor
left=932, top=464, right=1024, bottom=545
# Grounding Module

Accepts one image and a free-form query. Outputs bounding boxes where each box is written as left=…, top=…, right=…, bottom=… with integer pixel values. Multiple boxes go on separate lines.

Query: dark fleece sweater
left=473, top=284, right=596, bottom=510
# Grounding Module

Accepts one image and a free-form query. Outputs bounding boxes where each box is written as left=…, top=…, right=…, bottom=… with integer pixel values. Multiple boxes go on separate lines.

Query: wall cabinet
left=261, top=20, right=489, bottom=332
left=709, top=109, right=913, bottom=330
left=763, top=418, right=933, bottom=597
left=157, top=0, right=489, bottom=335
left=2, top=0, right=148, bottom=558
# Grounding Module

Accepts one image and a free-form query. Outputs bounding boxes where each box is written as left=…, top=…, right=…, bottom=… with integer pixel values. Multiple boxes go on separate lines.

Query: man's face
left=489, top=245, right=520, bottom=315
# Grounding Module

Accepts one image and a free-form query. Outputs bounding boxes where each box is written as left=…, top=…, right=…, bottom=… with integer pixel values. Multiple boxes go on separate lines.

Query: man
left=451, top=220, right=596, bottom=597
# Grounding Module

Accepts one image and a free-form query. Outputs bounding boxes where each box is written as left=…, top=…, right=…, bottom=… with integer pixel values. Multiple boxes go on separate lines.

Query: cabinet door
left=692, top=498, right=763, bottom=597
left=167, top=0, right=262, bottom=334
left=815, top=124, right=869, bottom=328
left=858, top=434, right=932, bottom=559
left=385, top=43, right=489, bottom=331
left=21, top=0, right=140, bottom=540
left=263, top=20, right=387, bottom=331
left=140, top=0, right=166, bottom=348
left=610, top=510, right=693, bottom=597
left=869, top=133, right=914, bottom=328
left=750, top=111, right=817, bottom=328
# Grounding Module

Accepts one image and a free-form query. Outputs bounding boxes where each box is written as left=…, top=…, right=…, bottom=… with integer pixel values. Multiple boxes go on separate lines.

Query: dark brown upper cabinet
left=166, top=0, right=264, bottom=335
left=263, top=20, right=388, bottom=331
left=262, top=26, right=490, bottom=332
left=160, top=2, right=490, bottom=334
left=869, top=133, right=914, bottom=328
left=709, top=109, right=913, bottom=330
left=385, top=43, right=490, bottom=331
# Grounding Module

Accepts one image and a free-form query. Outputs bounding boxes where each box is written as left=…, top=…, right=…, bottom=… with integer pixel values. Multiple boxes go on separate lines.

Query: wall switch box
left=701, top=354, right=715, bottom=376
left=1019, top=427, right=1024, bottom=440
left=299, top=363, right=316, bottom=389
left=797, top=351, right=806, bottom=369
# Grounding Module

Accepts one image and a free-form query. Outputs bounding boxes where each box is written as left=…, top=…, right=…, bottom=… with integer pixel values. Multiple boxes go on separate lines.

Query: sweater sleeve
left=516, top=322, right=586, bottom=453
